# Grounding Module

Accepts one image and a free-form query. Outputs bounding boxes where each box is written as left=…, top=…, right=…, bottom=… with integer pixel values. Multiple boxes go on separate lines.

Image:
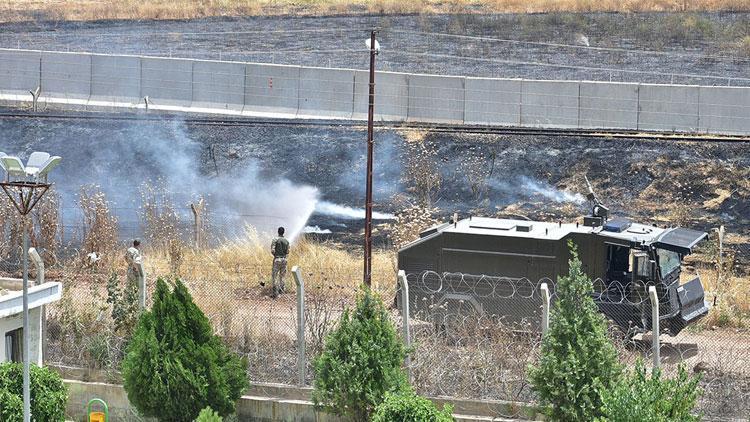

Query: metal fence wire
left=1, top=223, right=748, bottom=419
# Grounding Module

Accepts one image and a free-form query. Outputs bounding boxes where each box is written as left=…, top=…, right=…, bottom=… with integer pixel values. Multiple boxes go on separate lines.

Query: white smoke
left=303, top=225, right=333, bottom=234
left=162, top=121, right=320, bottom=241
left=315, top=200, right=396, bottom=220
left=519, top=176, right=585, bottom=204
left=48, top=119, right=320, bottom=242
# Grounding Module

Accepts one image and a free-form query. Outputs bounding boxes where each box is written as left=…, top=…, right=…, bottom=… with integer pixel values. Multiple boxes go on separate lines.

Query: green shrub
left=597, top=361, right=701, bottom=422
left=122, top=278, right=248, bottom=421
left=0, top=388, right=23, bottom=422
left=371, top=389, right=454, bottom=422
left=195, top=407, right=223, bottom=422
left=528, top=242, right=621, bottom=421
left=0, top=363, right=68, bottom=422
left=312, top=287, right=408, bottom=421
left=106, top=271, right=140, bottom=336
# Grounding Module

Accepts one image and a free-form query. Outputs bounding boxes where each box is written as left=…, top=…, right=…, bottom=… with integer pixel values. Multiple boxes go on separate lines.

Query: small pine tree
left=312, top=287, right=408, bottom=421
left=371, top=389, right=453, bottom=422
left=597, top=361, right=701, bottom=422
left=106, top=271, right=140, bottom=336
left=122, top=278, right=248, bottom=421
left=529, top=241, right=622, bottom=421
left=195, top=407, right=223, bottom=422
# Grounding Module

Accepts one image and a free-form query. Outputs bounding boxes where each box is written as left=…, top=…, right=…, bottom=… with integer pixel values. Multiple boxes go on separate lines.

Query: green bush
left=312, top=287, right=408, bottom=421
left=122, top=278, right=248, bottom=421
left=597, top=361, right=701, bottom=422
left=371, top=389, right=453, bottom=422
left=528, top=241, right=621, bottom=421
left=106, top=271, right=140, bottom=336
left=195, top=407, right=223, bottom=422
left=0, top=363, right=68, bottom=422
left=0, top=388, right=23, bottom=422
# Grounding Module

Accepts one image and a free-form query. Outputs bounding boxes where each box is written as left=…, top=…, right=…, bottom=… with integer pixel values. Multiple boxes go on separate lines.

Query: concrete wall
left=1, top=49, right=749, bottom=136
left=408, top=74, right=465, bottom=123
left=698, top=86, right=750, bottom=136
left=90, top=54, right=141, bottom=105
left=0, top=307, right=43, bottom=366
left=62, top=379, right=543, bottom=421
left=244, top=63, right=300, bottom=116
left=579, top=81, right=639, bottom=129
left=0, top=49, right=40, bottom=97
left=464, top=77, right=521, bottom=126
left=298, top=67, right=354, bottom=119
left=353, top=70, right=409, bottom=121
left=192, top=59, right=245, bottom=112
left=638, top=84, right=700, bottom=132
left=521, top=80, right=580, bottom=128
left=140, top=57, right=193, bottom=108
left=41, top=51, right=91, bottom=102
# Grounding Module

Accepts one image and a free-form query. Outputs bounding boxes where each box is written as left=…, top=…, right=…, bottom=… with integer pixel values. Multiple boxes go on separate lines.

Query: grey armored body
left=398, top=207, right=710, bottom=336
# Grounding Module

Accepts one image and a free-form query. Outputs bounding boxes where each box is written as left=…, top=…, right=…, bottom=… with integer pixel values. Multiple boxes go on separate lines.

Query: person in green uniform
left=270, top=227, right=290, bottom=298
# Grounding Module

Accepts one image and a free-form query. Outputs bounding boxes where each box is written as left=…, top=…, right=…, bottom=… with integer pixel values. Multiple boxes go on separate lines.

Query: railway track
left=1, top=110, right=749, bottom=143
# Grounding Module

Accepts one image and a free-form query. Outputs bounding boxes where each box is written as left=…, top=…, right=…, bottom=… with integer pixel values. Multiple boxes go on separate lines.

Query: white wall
left=0, top=307, right=43, bottom=366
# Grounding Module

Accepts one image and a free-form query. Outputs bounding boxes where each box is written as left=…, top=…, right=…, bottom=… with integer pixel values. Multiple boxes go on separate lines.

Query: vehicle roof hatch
left=654, top=228, right=708, bottom=254
left=603, top=218, right=632, bottom=233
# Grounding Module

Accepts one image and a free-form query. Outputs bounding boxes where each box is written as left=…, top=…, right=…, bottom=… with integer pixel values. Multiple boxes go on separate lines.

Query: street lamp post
left=363, top=30, right=379, bottom=287
left=0, top=152, right=60, bottom=422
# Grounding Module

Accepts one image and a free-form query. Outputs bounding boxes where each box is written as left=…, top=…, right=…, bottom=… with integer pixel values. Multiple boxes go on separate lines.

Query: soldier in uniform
left=125, top=239, right=143, bottom=285
left=270, top=227, right=290, bottom=298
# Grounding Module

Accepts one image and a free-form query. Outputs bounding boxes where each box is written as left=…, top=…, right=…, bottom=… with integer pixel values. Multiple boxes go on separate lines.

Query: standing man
left=125, top=239, right=143, bottom=285
left=270, top=227, right=289, bottom=298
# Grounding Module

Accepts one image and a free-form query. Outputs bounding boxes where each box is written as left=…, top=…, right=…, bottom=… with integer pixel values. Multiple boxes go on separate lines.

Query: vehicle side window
left=607, top=245, right=629, bottom=273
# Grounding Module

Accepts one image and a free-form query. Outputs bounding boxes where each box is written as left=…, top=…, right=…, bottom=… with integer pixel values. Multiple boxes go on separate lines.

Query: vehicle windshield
left=657, top=249, right=681, bottom=276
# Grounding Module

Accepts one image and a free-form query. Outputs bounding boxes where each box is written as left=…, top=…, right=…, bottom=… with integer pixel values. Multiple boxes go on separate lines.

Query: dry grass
left=144, top=225, right=396, bottom=292
left=2, top=0, right=750, bottom=23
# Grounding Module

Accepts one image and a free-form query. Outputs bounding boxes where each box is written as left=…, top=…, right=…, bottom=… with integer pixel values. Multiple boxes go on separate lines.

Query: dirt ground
left=1, top=12, right=749, bottom=84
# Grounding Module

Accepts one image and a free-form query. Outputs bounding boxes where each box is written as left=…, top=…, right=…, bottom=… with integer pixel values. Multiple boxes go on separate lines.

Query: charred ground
left=1, top=12, right=749, bottom=84
left=1, top=113, right=748, bottom=248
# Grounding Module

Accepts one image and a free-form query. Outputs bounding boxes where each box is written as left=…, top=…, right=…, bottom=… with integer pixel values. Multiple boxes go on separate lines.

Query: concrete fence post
left=137, top=262, right=146, bottom=310
left=397, top=270, right=412, bottom=383
left=190, top=197, right=205, bottom=249
left=540, top=282, right=550, bottom=335
left=28, top=248, right=46, bottom=362
left=718, top=225, right=725, bottom=286
left=292, top=266, right=306, bottom=386
left=649, top=285, right=660, bottom=370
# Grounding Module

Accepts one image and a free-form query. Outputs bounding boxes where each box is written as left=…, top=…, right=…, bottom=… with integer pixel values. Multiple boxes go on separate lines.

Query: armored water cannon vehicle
left=398, top=202, right=710, bottom=336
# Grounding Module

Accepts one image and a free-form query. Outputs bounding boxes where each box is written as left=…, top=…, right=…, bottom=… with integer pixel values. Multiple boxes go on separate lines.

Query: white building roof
left=0, top=281, right=62, bottom=318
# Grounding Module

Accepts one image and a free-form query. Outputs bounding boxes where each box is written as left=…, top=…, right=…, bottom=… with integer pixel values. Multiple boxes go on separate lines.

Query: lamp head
left=365, top=38, right=381, bottom=54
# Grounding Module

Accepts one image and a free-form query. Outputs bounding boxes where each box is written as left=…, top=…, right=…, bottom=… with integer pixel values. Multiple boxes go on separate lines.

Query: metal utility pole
left=363, top=30, right=378, bottom=287
left=0, top=152, right=58, bottom=422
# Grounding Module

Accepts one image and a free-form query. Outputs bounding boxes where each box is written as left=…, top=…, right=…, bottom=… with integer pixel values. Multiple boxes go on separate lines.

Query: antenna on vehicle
left=583, top=175, right=609, bottom=227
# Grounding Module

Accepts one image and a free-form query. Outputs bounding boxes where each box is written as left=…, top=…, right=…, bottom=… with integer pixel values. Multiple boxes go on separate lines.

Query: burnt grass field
left=1, top=113, right=748, bottom=246
left=1, top=12, right=750, bottom=84
left=1, top=12, right=750, bottom=418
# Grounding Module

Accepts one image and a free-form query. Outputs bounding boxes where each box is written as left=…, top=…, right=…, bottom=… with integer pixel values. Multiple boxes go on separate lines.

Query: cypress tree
left=529, top=241, right=622, bottom=421
left=122, top=278, right=248, bottom=421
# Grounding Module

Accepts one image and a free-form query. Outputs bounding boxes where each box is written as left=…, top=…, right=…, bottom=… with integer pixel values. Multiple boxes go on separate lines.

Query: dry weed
left=384, top=203, right=441, bottom=250
left=401, top=130, right=442, bottom=207
left=139, top=181, right=183, bottom=250
left=79, top=184, right=119, bottom=268
left=3, top=0, right=750, bottom=22
left=32, top=188, right=61, bottom=266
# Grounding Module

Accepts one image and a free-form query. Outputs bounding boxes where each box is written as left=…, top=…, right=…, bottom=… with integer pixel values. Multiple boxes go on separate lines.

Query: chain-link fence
left=398, top=266, right=750, bottom=419
left=1, top=217, right=748, bottom=419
